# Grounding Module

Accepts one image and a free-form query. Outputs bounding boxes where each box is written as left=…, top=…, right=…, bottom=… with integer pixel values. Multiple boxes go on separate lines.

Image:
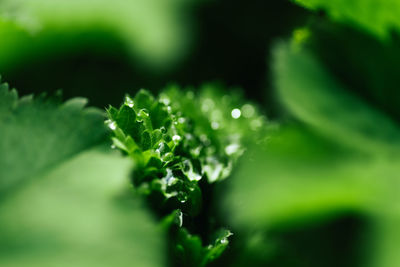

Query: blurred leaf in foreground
left=0, top=82, right=166, bottom=266
left=0, top=148, right=165, bottom=267
left=272, top=40, right=400, bottom=267
left=273, top=41, right=400, bottom=154
left=0, top=0, right=194, bottom=69
left=293, top=0, right=400, bottom=39
left=304, top=19, right=400, bottom=122
left=0, top=80, right=106, bottom=194
left=222, top=41, right=400, bottom=267
left=224, top=125, right=376, bottom=230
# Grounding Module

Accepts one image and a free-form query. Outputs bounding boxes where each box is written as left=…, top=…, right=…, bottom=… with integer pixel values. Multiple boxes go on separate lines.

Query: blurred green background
left=0, top=0, right=306, bottom=109
left=2, top=0, right=400, bottom=266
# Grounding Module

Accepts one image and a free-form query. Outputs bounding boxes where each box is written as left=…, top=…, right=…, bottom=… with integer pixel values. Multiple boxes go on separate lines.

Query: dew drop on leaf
left=231, top=108, right=241, bottom=119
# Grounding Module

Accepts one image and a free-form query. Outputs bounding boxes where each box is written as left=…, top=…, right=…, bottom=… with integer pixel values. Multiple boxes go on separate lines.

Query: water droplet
left=177, top=210, right=183, bottom=227
left=231, top=108, right=241, bottom=119
left=111, top=144, right=116, bottom=149
left=124, top=96, right=134, bottom=108
left=107, top=121, right=117, bottom=130
left=182, top=159, right=202, bottom=181
left=204, top=157, right=224, bottom=183
left=211, top=121, right=220, bottom=130
left=188, top=186, right=196, bottom=192
left=165, top=192, right=178, bottom=199
left=200, top=134, right=211, bottom=146
left=156, top=142, right=170, bottom=155
left=177, top=192, right=188, bottom=203
left=220, top=238, right=228, bottom=244
left=136, top=109, right=149, bottom=123
left=160, top=97, right=170, bottom=105
left=242, top=104, right=255, bottom=118
left=201, top=98, right=215, bottom=112
left=178, top=117, right=186, bottom=124
left=165, top=169, right=177, bottom=186
left=225, top=143, right=240, bottom=155
left=138, top=109, right=149, bottom=117
left=172, top=135, right=181, bottom=142
left=190, top=146, right=201, bottom=157
left=185, top=133, right=194, bottom=140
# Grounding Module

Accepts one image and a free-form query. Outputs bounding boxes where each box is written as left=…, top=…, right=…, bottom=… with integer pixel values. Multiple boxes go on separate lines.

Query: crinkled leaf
left=108, top=85, right=267, bottom=265
left=202, top=229, right=233, bottom=265
left=107, top=85, right=267, bottom=215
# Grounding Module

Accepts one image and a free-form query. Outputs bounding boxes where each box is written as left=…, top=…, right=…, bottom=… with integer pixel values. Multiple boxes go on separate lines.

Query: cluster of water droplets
left=108, top=88, right=267, bottom=212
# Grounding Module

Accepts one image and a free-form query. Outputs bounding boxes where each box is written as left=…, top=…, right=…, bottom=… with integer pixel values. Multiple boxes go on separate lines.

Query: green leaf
left=220, top=124, right=400, bottom=266
left=222, top=40, right=400, bottom=267
left=293, top=0, right=400, bottom=39
left=202, top=229, right=233, bottom=266
left=273, top=42, right=400, bottom=154
left=224, top=125, right=400, bottom=267
left=0, top=81, right=107, bottom=195
left=107, top=86, right=267, bottom=214
left=0, top=82, right=18, bottom=115
left=223, top=126, right=377, bottom=230
left=173, top=227, right=232, bottom=267
left=108, top=85, right=267, bottom=265
left=0, top=81, right=166, bottom=266
left=0, top=0, right=194, bottom=69
left=0, top=147, right=166, bottom=267
left=134, top=89, right=155, bottom=111
left=300, top=19, right=400, bottom=122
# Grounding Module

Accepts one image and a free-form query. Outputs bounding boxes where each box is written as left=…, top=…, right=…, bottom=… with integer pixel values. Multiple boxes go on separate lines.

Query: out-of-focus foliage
left=0, top=0, right=200, bottom=108
left=304, top=19, right=400, bottom=122
left=0, top=0, right=192, bottom=69
left=221, top=39, right=400, bottom=267
left=0, top=83, right=166, bottom=267
left=293, top=0, right=400, bottom=39
left=274, top=42, right=400, bottom=154
left=0, top=0, right=307, bottom=109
